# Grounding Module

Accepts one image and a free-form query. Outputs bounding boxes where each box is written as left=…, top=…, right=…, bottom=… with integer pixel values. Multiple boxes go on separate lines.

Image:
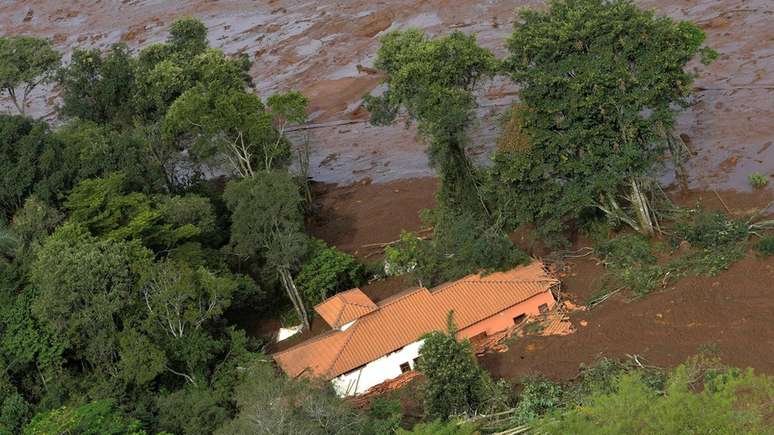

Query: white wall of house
left=331, top=339, right=425, bottom=397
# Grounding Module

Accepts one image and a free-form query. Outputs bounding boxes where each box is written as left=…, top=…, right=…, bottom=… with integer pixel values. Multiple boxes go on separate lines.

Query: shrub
left=672, top=212, right=749, bottom=249
left=417, top=313, right=494, bottom=419
left=748, top=172, right=768, bottom=189
left=512, top=377, right=564, bottom=424
left=398, top=420, right=477, bottom=435
left=756, top=236, right=774, bottom=257
left=295, top=239, right=366, bottom=306
left=534, top=362, right=773, bottom=434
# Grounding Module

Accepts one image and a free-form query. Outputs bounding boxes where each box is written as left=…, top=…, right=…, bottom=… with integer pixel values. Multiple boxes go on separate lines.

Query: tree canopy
left=365, top=29, right=496, bottom=214
left=490, top=0, right=714, bottom=241
left=0, top=36, right=61, bottom=115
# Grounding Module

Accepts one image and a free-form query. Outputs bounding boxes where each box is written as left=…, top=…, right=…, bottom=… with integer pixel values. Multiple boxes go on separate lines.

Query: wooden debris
left=347, top=370, right=420, bottom=408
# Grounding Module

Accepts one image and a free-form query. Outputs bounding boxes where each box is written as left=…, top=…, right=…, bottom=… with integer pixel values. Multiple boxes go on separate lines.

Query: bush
left=398, top=420, right=477, bottom=435
left=417, top=313, right=498, bottom=419
left=748, top=172, right=768, bottom=189
left=386, top=209, right=527, bottom=287
left=295, top=239, right=366, bottom=306
left=534, top=362, right=773, bottom=434
left=512, top=377, right=564, bottom=424
left=596, top=234, right=656, bottom=269
left=594, top=234, right=663, bottom=297
left=672, top=212, right=749, bottom=249
left=756, top=236, right=774, bottom=257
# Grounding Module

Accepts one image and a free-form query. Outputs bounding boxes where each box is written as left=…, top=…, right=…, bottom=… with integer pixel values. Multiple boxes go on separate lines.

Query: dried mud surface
left=481, top=253, right=774, bottom=382
left=1, top=0, right=771, bottom=189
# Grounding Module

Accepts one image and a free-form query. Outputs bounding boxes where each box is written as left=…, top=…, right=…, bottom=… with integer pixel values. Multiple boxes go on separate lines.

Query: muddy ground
left=2, top=0, right=773, bottom=384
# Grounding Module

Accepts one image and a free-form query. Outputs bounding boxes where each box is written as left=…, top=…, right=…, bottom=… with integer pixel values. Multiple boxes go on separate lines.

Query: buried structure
left=273, top=261, right=559, bottom=396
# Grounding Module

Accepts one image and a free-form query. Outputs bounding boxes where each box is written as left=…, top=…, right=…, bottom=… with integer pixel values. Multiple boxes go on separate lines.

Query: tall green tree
left=0, top=115, right=71, bottom=218
left=216, top=359, right=367, bottom=435
left=30, top=224, right=151, bottom=388
left=223, top=171, right=310, bottom=329
left=0, top=36, right=61, bottom=115
left=365, top=30, right=497, bottom=214
left=58, top=44, right=136, bottom=125
left=493, top=0, right=715, bottom=240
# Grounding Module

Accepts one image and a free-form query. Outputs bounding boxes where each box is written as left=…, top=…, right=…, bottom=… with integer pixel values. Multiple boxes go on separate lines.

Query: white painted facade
left=276, top=324, right=303, bottom=342
left=331, top=339, right=425, bottom=397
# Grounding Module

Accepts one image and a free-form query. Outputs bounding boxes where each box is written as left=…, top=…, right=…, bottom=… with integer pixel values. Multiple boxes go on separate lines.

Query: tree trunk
left=629, top=178, right=654, bottom=237
left=279, top=266, right=310, bottom=330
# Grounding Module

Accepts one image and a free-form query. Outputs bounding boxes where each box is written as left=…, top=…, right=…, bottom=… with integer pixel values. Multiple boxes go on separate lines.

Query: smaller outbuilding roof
left=314, top=288, right=378, bottom=329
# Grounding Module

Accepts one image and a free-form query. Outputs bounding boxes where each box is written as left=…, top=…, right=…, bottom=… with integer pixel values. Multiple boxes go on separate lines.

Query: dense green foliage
left=385, top=209, right=526, bottom=286
left=0, top=18, right=344, bottom=434
left=592, top=212, right=752, bottom=303
left=671, top=211, right=750, bottom=249
left=397, top=420, right=477, bottom=435
left=534, top=361, right=773, bottom=434
left=296, top=239, right=366, bottom=306
left=366, top=29, right=496, bottom=214
left=756, top=235, right=774, bottom=256
left=216, top=359, right=400, bottom=435
left=491, top=0, right=714, bottom=241
left=22, top=400, right=146, bottom=435
left=417, top=313, right=508, bottom=419
left=0, top=36, right=61, bottom=115
left=0, top=116, right=70, bottom=217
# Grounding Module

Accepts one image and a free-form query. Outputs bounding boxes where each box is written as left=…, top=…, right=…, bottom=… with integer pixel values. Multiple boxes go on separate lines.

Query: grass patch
left=748, top=172, right=769, bottom=189
left=755, top=236, right=774, bottom=257
left=523, top=321, right=545, bottom=335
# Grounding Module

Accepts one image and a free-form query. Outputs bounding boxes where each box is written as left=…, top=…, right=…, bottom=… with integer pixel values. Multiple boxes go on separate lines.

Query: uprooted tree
left=490, top=0, right=717, bottom=241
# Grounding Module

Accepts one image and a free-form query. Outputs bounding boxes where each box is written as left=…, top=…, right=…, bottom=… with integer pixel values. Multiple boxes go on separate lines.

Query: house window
left=538, top=304, right=549, bottom=315
left=399, top=362, right=411, bottom=373
left=412, top=357, right=420, bottom=369
left=513, top=313, right=527, bottom=325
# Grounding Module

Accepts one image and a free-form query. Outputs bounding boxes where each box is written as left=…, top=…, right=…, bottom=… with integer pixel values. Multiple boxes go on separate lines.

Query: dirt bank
left=307, top=177, right=438, bottom=259
left=481, top=252, right=774, bottom=381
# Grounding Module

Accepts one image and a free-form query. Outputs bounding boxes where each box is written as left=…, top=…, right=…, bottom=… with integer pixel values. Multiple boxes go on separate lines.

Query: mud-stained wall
left=458, top=291, right=557, bottom=339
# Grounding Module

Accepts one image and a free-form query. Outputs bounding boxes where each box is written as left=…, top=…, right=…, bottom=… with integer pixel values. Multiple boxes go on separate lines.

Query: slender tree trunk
left=279, top=266, right=310, bottom=330
left=629, top=178, right=654, bottom=236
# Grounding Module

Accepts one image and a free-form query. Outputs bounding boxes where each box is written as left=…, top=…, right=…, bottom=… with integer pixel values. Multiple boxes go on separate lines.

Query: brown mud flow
left=2, top=0, right=772, bottom=189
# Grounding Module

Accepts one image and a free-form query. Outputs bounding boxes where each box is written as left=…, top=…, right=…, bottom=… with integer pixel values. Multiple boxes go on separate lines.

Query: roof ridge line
left=430, top=278, right=556, bottom=294
left=375, top=287, right=430, bottom=309
left=272, top=328, right=345, bottom=357
left=324, top=320, right=360, bottom=378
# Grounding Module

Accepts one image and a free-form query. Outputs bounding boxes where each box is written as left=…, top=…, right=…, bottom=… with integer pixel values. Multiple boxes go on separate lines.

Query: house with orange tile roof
left=273, top=261, right=559, bottom=396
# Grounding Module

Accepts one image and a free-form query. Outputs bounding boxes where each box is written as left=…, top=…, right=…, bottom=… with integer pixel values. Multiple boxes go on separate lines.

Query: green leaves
left=417, top=313, right=493, bottom=419
left=295, top=240, right=366, bottom=306
left=493, top=0, right=712, bottom=242
left=0, top=36, right=61, bottom=114
left=64, top=172, right=213, bottom=251
left=367, top=29, right=496, bottom=213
